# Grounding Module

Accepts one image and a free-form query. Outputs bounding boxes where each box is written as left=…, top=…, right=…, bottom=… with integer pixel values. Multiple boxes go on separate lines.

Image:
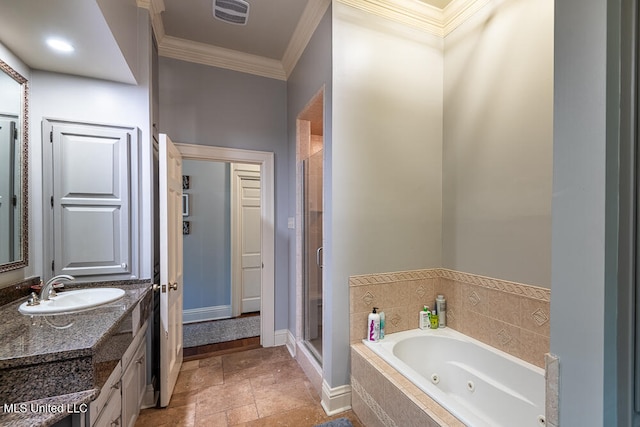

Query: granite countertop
left=0, top=389, right=98, bottom=427
left=0, top=281, right=151, bottom=369
left=0, top=280, right=153, bottom=427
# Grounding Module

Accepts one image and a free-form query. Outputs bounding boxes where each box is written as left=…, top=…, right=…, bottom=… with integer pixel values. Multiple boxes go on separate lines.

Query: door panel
left=51, top=123, right=131, bottom=277
left=159, top=134, right=183, bottom=407
left=240, top=176, right=261, bottom=313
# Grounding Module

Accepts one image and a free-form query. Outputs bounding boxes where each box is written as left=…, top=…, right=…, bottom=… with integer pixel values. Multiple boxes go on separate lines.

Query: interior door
left=49, top=121, right=132, bottom=278
left=240, top=173, right=261, bottom=313
left=159, top=133, right=183, bottom=407
left=232, top=164, right=262, bottom=315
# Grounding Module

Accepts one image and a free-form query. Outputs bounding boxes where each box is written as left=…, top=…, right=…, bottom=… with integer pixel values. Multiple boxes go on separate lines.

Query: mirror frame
left=0, top=59, right=28, bottom=273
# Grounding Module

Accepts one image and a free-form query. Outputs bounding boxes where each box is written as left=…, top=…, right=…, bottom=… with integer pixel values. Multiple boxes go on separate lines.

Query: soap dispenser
left=367, top=307, right=380, bottom=342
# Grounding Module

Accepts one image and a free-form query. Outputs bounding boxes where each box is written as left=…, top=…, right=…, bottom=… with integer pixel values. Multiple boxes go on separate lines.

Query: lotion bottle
left=419, top=305, right=431, bottom=330
left=379, top=309, right=385, bottom=339
left=367, top=307, right=380, bottom=342
left=436, top=294, right=446, bottom=328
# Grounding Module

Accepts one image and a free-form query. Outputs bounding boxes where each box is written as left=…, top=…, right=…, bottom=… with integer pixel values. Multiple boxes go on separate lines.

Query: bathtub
left=362, top=327, right=545, bottom=427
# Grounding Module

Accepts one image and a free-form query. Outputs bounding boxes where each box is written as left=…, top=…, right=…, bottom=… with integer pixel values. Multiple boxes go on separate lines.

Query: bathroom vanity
left=0, top=280, right=153, bottom=427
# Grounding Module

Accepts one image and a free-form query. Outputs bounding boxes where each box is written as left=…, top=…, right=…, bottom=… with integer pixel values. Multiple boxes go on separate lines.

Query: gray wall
left=286, top=2, right=332, bottom=367
left=331, top=2, right=444, bottom=388
left=442, top=0, right=554, bottom=288
left=182, top=160, right=231, bottom=310
left=552, top=0, right=612, bottom=424
left=159, top=57, right=289, bottom=330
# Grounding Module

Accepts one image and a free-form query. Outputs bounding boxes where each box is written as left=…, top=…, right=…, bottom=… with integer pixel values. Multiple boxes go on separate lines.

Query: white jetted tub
left=363, top=327, right=545, bottom=427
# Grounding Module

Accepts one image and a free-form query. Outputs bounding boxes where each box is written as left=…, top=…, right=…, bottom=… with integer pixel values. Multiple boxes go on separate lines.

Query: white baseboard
left=274, top=329, right=289, bottom=346
left=285, top=330, right=296, bottom=357
left=321, top=380, right=352, bottom=416
left=296, top=342, right=322, bottom=395
left=140, top=384, right=157, bottom=409
left=183, top=305, right=231, bottom=324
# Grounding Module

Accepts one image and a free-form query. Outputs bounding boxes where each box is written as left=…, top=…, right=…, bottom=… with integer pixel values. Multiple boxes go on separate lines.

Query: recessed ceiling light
left=46, top=38, right=74, bottom=53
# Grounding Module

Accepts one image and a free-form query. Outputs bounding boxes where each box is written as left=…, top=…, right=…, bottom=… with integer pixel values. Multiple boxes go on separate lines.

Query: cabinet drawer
left=122, top=319, right=147, bottom=370
left=93, top=387, right=122, bottom=427
left=122, top=338, right=146, bottom=427
left=90, top=361, right=122, bottom=425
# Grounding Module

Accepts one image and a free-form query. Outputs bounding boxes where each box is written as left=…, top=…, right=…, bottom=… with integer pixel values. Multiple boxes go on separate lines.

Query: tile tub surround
left=0, top=282, right=152, bottom=404
left=351, top=342, right=464, bottom=427
left=349, top=268, right=550, bottom=368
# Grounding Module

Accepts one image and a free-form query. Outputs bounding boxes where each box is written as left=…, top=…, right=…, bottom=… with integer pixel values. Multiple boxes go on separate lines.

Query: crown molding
left=336, top=0, right=489, bottom=37
left=138, top=0, right=490, bottom=80
left=336, top=0, right=445, bottom=37
left=159, top=36, right=287, bottom=80
left=282, top=0, right=331, bottom=78
left=442, top=0, right=491, bottom=36
left=138, top=0, right=166, bottom=41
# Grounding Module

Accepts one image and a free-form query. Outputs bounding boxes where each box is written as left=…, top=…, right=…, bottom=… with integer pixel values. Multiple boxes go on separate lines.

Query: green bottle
left=430, top=310, right=439, bottom=329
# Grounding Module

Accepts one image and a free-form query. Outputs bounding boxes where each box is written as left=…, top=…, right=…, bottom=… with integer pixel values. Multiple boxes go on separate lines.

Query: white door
left=50, top=122, right=132, bottom=277
left=159, top=134, right=183, bottom=407
left=232, top=164, right=261, bottom=315
left=240, top=175, right=261, bottom=313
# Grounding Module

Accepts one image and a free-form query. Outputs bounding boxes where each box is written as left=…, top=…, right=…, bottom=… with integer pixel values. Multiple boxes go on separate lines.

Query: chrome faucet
left=40, top=275, right=75, bottom=301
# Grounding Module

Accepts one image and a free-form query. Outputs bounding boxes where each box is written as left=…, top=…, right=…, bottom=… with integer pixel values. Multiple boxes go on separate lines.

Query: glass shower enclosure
left=303, top=147, right=323, bottom=362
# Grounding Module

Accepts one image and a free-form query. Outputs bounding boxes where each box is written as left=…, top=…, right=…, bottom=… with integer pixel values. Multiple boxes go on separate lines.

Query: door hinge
left=12, top=195, right=16, bottom=207
left=51, top=260, right=55, bottom=271
left=50, top=130, right=53, bottom=143
left=50, top=196, right=54, bottom=208
left=13, top=127, right=17, bottom=141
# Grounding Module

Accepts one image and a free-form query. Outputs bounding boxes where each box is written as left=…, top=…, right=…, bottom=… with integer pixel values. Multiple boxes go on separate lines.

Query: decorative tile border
left=350, top=268, right=550, bottom=302
left=437, top=269, right=550, bottom=302
left=351, top=376, right=397, bottom=427
left=349, top=269, right=440, bottom=286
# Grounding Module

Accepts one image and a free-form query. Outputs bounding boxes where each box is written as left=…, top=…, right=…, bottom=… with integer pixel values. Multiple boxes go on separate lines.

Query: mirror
left=0, top=59, right=28, bottom=272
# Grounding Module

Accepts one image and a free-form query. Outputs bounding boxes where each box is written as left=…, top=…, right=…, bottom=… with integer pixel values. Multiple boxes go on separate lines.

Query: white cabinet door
left=48, top=121, right=134, bottom=277
left=121, top=339, right=146, bottom=427
left=93, top=387, right=121, bottom=427
left=121, top=357, right=137, bottom=427
left=159, top=134, right=183, bottom=407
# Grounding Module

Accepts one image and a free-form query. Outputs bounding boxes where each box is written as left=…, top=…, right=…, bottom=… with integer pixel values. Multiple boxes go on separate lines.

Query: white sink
left=19, top=288, right=126, bottom=315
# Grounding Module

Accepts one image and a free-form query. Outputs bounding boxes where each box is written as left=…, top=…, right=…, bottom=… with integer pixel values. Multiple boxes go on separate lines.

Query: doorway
left=176, top=143, right=275, bottom=347
left=297, top=89, right=325, bottom=363
left=231, top=163, right=262, bottom=316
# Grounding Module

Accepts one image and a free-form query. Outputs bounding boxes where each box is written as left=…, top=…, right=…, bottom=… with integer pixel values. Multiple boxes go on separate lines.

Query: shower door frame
left=296, top=88, right=325, bottom=367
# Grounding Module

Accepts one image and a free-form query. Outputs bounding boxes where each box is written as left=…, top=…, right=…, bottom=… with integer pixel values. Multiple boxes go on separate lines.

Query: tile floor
left=136, top=346, right=363, bottom=427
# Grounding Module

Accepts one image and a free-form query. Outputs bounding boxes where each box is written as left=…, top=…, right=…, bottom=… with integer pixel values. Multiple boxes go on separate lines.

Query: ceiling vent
left=213, top=0, right=250, bottom=25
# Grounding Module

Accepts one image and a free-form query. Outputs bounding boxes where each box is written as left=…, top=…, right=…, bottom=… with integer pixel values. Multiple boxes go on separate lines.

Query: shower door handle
left=316, top=247, right=323, bottom=268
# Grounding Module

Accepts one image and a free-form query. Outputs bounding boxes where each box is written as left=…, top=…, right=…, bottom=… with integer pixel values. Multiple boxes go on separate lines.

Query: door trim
left=175, top=143, right=276, bottom=347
